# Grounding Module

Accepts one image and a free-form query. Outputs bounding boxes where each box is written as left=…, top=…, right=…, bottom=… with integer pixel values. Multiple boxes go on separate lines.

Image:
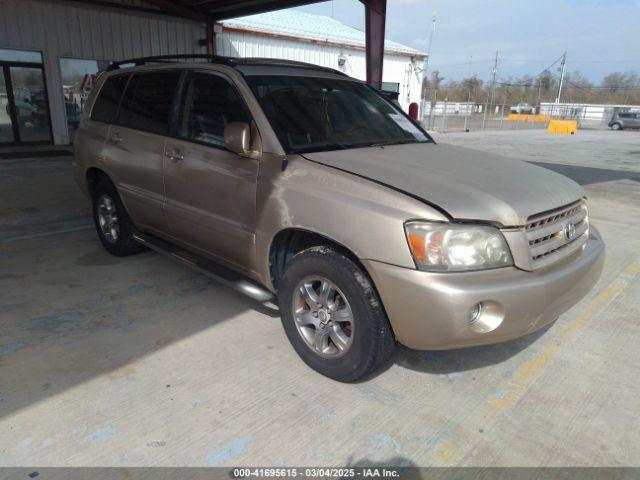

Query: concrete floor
left=1, top=129, right=639, bottom=467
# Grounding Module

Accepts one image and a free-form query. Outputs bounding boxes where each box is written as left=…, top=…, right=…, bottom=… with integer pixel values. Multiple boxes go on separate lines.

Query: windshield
left=246, top=75, right=430, bottom=154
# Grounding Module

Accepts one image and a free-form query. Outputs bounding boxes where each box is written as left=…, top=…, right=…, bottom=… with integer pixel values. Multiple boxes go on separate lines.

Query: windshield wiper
left=364, top=139, right=421, bottom=148
left=293, top=139, right=423, bottom=154
left=294, top=143, right=351, bottom=154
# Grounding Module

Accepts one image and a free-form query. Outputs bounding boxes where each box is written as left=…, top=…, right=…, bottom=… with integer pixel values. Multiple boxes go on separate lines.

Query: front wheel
left=279, top=246, right=395, bottom=382
left=611, top=123, right=622, bottom=131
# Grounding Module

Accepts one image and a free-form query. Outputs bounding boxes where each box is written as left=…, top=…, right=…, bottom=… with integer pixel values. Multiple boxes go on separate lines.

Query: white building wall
left=0, top=0, right=206, bottom=144
left=217, top=29, right=424, bottom=112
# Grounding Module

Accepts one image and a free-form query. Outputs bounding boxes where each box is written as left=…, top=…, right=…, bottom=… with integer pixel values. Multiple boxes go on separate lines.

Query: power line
left=497, top=79, right=640, bottom=90
left=561, top=59, right=640, bottom=64
left=431, top=59, right=493, bottom=68
left=493, top=53, right=565, bottom=86
left=536, top=53, right=565, bottom=79
left=500, top=58, right=640, bottom=64
left=565, top=79, right=640, bottom=90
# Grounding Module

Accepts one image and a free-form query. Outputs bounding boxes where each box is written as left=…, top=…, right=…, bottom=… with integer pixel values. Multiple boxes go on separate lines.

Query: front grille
left=525, top=200, right=589, bottom=269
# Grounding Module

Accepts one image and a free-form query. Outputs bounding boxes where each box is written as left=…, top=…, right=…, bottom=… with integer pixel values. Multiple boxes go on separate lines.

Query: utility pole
left=489, top=50, right=499, bottom=109
left=423, top=11, right=436, bottom=128
left=536, top=77, right=542, bottom=114
left=482, top=50, right=499, bottom=129
left=555, top=51, right=567, bottom=103
left=423, top=12, right=437, bottom=83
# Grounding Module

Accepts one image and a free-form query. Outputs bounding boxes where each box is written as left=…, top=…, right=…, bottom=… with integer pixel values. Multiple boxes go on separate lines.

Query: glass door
left=7, top=65, right=53, bottom=143
left=0, top=61, right=53, bottom=145
left=0, top=68, right=15, bottom=143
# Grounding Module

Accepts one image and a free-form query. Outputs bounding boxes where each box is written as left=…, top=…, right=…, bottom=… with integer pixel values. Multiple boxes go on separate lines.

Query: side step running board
left=133, top=232, right=276, bottom=305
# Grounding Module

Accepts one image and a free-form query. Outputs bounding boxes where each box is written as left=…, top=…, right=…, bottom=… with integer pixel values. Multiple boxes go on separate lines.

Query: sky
left=296, top=0, right=640, bottom=83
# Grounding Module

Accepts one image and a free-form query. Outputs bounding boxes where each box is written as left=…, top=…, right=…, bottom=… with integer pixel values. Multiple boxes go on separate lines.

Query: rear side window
left=117, top=71, right=181, bottom=136
left=175, top=72, right=250, bottom=147
left=91, top=75, right=129, bottom=124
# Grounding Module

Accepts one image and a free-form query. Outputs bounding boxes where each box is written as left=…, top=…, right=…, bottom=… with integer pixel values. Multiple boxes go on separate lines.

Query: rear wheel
left=611, top=123, right=622, bottom=131
left=279, top=246, right=395, bottom=382
left=92, top=179, right=143, bottom=256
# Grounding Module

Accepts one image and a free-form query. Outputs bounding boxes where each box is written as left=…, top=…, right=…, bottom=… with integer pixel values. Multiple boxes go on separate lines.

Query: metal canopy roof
left=96, top=0, right=327, bottom=22
left=70, top=0, right=391, bottom=88
left=183, top=0, right=324, bottom=20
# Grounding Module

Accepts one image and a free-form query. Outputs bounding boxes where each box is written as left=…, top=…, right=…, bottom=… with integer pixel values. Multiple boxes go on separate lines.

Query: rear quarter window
left=116, top=71, right=181, bottom=136
left=91, top=75, right=129, bottom=124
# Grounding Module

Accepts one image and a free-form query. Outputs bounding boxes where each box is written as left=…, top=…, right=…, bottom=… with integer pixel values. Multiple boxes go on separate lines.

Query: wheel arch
left=268, top=228, right=370, bottom=292
left=86, top=167, right=112, bottom=196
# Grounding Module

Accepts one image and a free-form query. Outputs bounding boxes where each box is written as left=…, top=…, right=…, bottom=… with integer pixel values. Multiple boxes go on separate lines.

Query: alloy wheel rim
left=292, top=276, right=354, bottom=358
left=97, top=194, right=120, bottom=243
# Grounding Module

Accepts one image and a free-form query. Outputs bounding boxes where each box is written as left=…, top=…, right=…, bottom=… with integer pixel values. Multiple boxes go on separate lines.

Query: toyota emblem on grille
left=563, top=222, right=576, bottom=241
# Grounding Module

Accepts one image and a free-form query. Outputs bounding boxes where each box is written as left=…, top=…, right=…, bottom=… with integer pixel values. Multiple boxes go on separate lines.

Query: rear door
left=163, top=70, right=259, bottom=272
left=102, top=69, right=181, bottom=235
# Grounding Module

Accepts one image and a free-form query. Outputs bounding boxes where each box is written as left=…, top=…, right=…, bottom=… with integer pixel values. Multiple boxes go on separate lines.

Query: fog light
left=468, top=301, right=504, bottom=333
left=469, top=303, right=482, bottom=325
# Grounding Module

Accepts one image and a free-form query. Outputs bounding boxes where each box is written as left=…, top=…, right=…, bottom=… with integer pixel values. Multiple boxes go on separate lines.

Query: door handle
left=111, top=132, right=123, bottom=143
left=165, top=148, right=184, bottom=162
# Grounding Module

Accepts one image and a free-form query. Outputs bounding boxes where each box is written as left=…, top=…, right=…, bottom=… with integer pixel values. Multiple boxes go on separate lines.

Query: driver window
left=177, top=73, right=249, bottom=147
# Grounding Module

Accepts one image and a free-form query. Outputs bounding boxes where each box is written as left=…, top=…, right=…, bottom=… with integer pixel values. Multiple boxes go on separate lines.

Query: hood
left=302, top=143, right=584, bottom=226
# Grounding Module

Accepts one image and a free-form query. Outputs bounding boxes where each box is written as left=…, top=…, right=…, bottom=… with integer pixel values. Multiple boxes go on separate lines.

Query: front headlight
left=405, top=221, right=513, bottom=272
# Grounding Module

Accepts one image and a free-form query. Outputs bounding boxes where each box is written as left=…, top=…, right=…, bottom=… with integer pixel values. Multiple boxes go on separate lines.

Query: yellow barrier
left=507, top=114, right=550, bottom=123
left=547, top=120, right=577, bottom=135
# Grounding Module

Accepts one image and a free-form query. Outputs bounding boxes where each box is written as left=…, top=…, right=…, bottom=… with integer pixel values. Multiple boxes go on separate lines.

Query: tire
left=279, top=246, right=395, bottom=382
left=611, top=123, right=622, bottom=131
left=92, top=179, right=143, bottom=256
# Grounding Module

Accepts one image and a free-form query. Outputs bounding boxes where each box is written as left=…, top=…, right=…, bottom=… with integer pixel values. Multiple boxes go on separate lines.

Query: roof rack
left=232, top=57, right=346, bottom=75
left=106, top=54, right=234, bottom=71
left=105, top=54, right=347, bottom=76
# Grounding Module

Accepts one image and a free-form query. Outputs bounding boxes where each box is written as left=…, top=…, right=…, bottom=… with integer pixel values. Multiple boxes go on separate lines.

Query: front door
left=163, top=70, right=259, bottom=273
left=0, top=61, right=53, bottom=145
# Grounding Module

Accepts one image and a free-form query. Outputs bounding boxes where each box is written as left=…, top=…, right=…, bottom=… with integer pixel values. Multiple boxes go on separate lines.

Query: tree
left=461, top=75, right=484, bottom=102
left=601, top=71, right=639, bottom=104
left=431, top=70, right=445, bottom=90
left=421, top=70, right=446, bottom=101
left=562, top=71, right=594, bottom=104
left=537, top=70, right=557, bottom=102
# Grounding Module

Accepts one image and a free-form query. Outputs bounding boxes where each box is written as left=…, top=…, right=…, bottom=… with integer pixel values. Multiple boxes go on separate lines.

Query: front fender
left=254, top=153, right=448, bottom=289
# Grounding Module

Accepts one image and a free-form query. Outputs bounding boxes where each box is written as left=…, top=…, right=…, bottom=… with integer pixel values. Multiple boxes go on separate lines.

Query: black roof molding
left=106, top=54, right=347, bottom=76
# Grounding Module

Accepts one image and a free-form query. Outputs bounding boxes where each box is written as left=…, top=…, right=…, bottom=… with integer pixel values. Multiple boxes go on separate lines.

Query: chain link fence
left=420, top=91, right=634, bottom=133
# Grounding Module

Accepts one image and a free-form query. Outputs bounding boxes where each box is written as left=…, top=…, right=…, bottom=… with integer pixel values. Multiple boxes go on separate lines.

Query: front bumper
left=364, top=227, right=605, bottom=350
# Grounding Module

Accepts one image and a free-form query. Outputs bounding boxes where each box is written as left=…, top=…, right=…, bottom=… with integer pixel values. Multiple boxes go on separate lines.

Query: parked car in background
left=609, top=112, right=640, bottom=130
left=73, top=56, right=605, bottom=382
left=510, top=103, right=534, bottom=114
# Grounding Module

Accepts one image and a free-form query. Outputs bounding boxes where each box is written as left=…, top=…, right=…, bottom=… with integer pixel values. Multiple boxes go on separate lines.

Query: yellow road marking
left=488, top=260, right=640, bottom=411
left=435, top=259, right=640, bottom=463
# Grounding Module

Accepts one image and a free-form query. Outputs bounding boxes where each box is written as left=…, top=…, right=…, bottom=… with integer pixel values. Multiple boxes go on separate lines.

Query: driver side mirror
left=224, top=122, right=258, bottom=158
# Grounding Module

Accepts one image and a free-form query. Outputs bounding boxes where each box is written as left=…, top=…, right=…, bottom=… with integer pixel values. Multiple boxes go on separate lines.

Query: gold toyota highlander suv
left=73, top=55, right=605, bottom=382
